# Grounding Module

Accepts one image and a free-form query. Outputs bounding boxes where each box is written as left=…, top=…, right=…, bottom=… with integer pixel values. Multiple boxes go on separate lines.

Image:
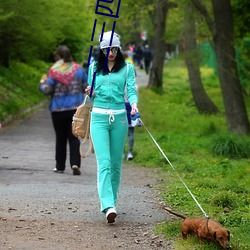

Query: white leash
left=139, top=118, right=209, bottom=218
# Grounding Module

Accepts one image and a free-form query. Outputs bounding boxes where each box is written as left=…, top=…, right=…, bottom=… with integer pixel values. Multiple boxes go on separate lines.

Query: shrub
left=210, top=135, right=250, bottom=159
left=210, top=191, right=237, bottom=209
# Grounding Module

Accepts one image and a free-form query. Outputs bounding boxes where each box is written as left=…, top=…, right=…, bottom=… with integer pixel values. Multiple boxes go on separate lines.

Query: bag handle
left=83, top=94, right=88, bottom=105
left=79, top=137, right=94, bottom=158
left=79, top=116, right=94, bottom=158
left=79, top=95, right=93, bottom=158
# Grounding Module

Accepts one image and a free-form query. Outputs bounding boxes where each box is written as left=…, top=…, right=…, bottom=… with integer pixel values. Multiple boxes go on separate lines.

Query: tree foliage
left=0, top=0, right=249, bottom=134
left=190, top=0, right=250, bottom=134
left=99, top=0, right=156, bottom=47
left=0, top=0, right=94, bottom=67
left=232, top=0, right=250, bottom=95
left=232, top=0, right=250, bottom=39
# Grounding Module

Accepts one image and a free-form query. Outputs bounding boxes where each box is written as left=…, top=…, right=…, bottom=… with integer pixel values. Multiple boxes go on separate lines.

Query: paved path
left=0, top=106, right=164, bottom=224
left=0, top=71, right=174, bottom=249
left=0, top=68, right=153, bottom=223
left=135, top=68, right=149, bottom=87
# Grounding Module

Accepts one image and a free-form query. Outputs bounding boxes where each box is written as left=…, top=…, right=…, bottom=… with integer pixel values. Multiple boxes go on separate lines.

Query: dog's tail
left=162, top=206, right=187, bottom=220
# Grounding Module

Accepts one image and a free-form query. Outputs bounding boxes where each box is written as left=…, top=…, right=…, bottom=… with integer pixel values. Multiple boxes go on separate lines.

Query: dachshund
left=162, top=207, right=231, bottom=249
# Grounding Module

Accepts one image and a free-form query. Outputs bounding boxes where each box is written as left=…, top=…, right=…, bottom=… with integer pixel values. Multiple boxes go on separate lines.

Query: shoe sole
left=54, top=170, right=64, bottom=173
left=107, top=212, right=117, bottom=223
left=72, top=168, right=81, bottom=175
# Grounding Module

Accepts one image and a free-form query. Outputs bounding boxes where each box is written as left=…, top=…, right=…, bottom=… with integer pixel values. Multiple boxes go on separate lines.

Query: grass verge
left=128, top=58, right=250, bottom=250
left=1, top=58, right=249, bottom=249
left=0, top=60, right=50, bottom=125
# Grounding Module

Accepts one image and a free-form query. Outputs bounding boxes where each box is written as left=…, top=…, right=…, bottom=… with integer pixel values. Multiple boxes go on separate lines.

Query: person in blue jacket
left=39, top=45, right=88, bottom=175
left=85, top=31, right=138, bottom=223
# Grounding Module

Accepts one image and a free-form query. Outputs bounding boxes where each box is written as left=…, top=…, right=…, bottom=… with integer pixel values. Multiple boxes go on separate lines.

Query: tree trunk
left=212, top=0, right=250, bottom=134
left=184, top=4, right=218, bottom=114
left=148, top=0, right=168, bottom=89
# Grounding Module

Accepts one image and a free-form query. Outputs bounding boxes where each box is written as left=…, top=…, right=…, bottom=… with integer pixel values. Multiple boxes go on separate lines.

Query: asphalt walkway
left=0, top=69, right=172, bottom=249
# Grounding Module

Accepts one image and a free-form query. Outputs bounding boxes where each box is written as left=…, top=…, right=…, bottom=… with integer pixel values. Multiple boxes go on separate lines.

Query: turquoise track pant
left=90, top=111, right=128, bottom=212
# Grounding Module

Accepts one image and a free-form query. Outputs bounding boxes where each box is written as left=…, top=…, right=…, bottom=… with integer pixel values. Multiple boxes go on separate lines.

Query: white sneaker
left=105, top=207, right=117, bottom=223
left=127, top=152, right=133, bottom=160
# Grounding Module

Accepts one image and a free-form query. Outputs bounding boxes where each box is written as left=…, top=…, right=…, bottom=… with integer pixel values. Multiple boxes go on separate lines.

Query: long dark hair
left=95, top=48, right=126, bottom=74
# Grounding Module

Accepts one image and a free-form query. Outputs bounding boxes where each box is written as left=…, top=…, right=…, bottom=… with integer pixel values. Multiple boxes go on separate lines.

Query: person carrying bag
left=72, top=95, right=93, bottom=158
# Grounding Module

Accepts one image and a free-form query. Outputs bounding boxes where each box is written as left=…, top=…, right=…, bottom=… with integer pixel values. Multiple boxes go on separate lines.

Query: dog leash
left=139, top=118, right=209, bottom=218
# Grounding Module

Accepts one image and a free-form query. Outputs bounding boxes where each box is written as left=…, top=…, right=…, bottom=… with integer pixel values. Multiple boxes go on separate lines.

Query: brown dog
left=163, top=207, right=231, bottom=249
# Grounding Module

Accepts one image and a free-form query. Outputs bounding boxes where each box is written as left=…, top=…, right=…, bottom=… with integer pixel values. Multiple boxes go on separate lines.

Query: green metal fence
left=198, top=39, right=250, bottom=95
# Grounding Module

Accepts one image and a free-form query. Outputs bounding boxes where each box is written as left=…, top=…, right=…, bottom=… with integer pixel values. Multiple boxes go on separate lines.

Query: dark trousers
left=144, top=59, right=151, bottom=74
left=51, top=110, right=80, bottom=171
left=127, top=127, right=134, bottom=152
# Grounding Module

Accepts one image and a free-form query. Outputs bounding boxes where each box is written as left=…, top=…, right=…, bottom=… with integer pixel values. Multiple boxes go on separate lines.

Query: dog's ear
left=227, top=230, right=230, bottom=240
left=213, top=231, right=217, bottom=240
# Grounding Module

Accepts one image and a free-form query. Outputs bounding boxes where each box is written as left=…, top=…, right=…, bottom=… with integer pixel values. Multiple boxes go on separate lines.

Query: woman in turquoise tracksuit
left=86, top=31, right=138, bottom=223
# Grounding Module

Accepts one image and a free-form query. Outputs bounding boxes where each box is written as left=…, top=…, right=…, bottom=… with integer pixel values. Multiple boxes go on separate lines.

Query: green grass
left=1, top=58, right=249, bottom=249
left=0, top=60, right=50, bottom=123
left=128, top=59, right=250, bottom=250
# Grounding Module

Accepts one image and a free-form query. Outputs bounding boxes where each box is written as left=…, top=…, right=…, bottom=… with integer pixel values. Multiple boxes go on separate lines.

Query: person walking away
left=39, top=45, right=88, bottom=175
left=143, top=44, right=152, bottom=74
left=135, top=45, right=144, bottom=69
left=85, top=31, right=138, bottom=223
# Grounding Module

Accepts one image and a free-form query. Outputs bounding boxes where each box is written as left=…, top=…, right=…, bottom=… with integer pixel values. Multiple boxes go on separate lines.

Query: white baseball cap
left=99, top=31, right=121, bottom=49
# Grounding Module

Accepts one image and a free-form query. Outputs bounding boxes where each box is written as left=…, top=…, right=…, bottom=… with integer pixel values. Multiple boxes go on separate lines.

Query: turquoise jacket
left=87, top=62, right=138, bottom=110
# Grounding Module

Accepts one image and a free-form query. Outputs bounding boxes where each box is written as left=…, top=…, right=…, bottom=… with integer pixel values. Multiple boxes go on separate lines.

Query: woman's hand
left=131, top=103, right=138, bottom=116
left=85, top=86, right=91, bottom=95
left=85, top=86, right=95, bottom=97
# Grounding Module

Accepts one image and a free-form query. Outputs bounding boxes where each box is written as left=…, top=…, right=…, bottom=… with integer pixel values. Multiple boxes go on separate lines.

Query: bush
left=210, top=191, right=237, bottom=209
left=0, top=60, right=48, bottom=123
left=210, top=135, right=250, bottom=159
